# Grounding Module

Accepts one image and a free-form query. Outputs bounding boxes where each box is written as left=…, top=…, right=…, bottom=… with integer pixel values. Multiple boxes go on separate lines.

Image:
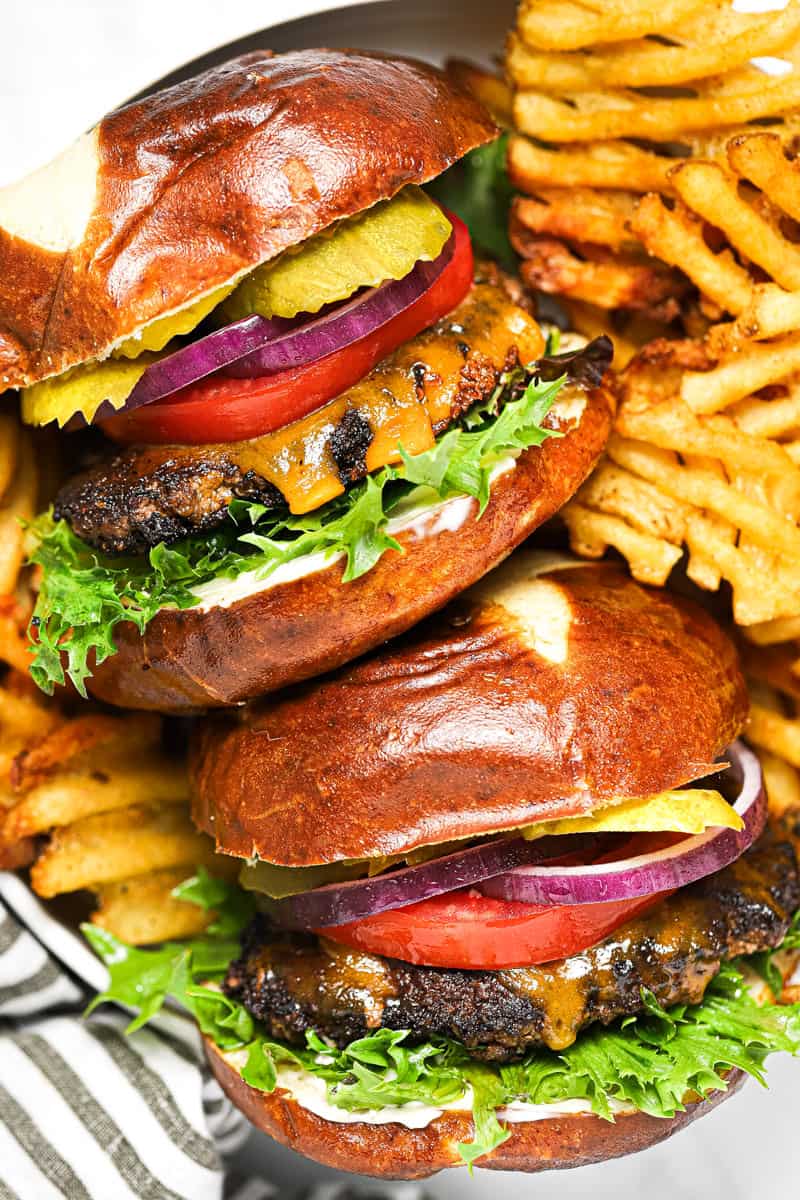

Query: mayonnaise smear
left=269, top=1066, right=635, bottom=1130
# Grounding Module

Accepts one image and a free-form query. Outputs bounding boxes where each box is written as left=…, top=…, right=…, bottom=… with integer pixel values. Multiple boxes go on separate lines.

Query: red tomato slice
left=319, top=889, right=666, bottom=970
left=319, top=835, right=677, bottom=970
left=101, top=211, right=474, bottom=446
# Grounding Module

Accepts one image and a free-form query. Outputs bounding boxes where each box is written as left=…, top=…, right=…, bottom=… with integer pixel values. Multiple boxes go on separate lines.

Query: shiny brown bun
left=191, top=554, right=747, bottom=865
left=0, top=50, right=496, bottom=390
left=205, top=1042, right=745, bottom=1179
left=86, top=381, right=614, bottom=713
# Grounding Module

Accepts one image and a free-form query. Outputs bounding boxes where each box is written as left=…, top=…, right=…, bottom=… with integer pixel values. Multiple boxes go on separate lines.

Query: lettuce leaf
left=82, top=870, right=800, bottom=1168
left=427, top=135, right=516, bottom=272
left=27, top=359, right=567, bottom=697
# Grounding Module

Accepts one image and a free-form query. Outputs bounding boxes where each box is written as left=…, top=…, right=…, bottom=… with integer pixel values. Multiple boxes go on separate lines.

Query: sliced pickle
left=21, top=354, right=159, bottom=428
left=221, top=186, right=452, bottom=322
left=240, top=859, right=370, bottom=899
left=114, top=283, right=234, bottom=358
left=522, top=788, right=742, bottom=841
left=240, top=839, right=473, bottom=899
left=22, top=284, right=234, bottom=427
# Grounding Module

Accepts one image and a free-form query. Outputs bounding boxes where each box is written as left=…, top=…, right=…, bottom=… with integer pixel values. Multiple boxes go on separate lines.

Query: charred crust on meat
left=54, top=449, right=284, bottom=555
left=224, top=826, right=800, bottom=1063
left=430, top=351, right=503, bottom=435
left=329, top=409, right=374, bottom=486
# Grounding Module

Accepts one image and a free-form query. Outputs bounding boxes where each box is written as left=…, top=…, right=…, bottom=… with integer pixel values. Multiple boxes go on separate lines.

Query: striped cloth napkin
left=0, top=891, right=430, bottom=1200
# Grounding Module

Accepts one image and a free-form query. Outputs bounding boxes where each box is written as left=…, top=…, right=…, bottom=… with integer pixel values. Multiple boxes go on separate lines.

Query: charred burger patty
left=226, top=826, right=800, bottom=1062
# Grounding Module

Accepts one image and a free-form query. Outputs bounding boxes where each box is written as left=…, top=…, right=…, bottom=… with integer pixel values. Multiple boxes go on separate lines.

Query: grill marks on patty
left=224, top=823, right=800, bottom=1062
left=54, top=270, right=543, bottom=556
left=54, top=450, right=285, bottom=556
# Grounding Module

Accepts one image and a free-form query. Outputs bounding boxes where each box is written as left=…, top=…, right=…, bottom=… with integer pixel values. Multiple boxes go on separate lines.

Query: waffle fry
left=30, top=805, right=221, bottom=899
left=514, top=50, right=800, bottom=145
left=507, top=4, right=800, bottom=93
left=92, top=863, right=238, bottom=946
left=515, top=0, right=708, bottom=53
left=445, top=60, right=513, bottom=125
left=0, top=680, right=232, bottom=942
left=512, top=233, right=686, bottom=320
left=563, top=339, right=800, bottom=626
left=740, top=642, right=800, bottom=817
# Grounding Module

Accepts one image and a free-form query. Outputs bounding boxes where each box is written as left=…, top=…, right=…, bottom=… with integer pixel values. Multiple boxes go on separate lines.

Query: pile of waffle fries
left=450, top=2, right=800, bottom=814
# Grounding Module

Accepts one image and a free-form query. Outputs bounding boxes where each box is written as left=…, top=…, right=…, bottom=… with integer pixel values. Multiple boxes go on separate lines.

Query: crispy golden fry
left=616, top=403, right=800, bottom=514
left=745, top=616, right=800, bottom=648
left=445, top=60, right=513, bottom=124
left=748, top=705, right=800, bottom=770
left=0, top=431, right=37, bottom=596
left=30, top=805, right=221, bottom=899
left=681, top=335, right=800, bottom=415
left=91, top=862, right=238, bottom=946
left=759, top=750, right=800, bottom=818
left=630, top=194, right=753, bottom=316
left=741, top=642, right=800, bottom=704
left=608, top=433, right=800, bottom=563
left=2, top=745, right=189, bottom=843
left=514, top=49, right=800, bottom=144
left=566, top=338, right=800, bottom=626
left=507, top=5, right=800, bottom=92
left=671, top=159, right=800, bottom=294
left=9, top=712, right=161, bottom=793
left=516, top=0, right=707, bottom=52
left=710, top=288, right=800, bottom=353
left=513, top=232, right=685, bottom=319
left=728, top=132, right=800, bottom=223
left=508, top=134, right=675, bottom=194
left=514, top=188, right=639, bottom=251
left=561, top=498, right=683, bottom=586
left=510, top=190, right=687, bottom=317
left=0, top=683, right=59, bottom=743
left=0, top=616, right=33, bottom=676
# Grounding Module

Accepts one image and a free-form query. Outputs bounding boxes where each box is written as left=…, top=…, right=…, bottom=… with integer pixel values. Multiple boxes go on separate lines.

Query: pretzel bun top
left=0, top=49, right=496, bottom=390
left=191, top=555, right=747, bottom=865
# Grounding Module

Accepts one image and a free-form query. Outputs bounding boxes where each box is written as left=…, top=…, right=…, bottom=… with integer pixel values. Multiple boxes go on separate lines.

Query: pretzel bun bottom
left=87, top=383, right=613, bottom=712
left=205, top=1041, right=744, bottom=1179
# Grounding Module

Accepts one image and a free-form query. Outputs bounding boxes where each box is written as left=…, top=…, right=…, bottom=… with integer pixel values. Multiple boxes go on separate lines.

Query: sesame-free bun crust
left=191, top=554, right=747, bottom=865
left=86, top=382, right=614, bottom=713
left=205, top=1041, right=745, bottom=1179
left=0, top=49, right=496, bottom=390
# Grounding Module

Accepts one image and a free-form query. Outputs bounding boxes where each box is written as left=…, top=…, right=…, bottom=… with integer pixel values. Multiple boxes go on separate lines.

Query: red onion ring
left=264, top=834, right=600, bottom=931
left=478, top=741, right=765, bottom=906
left=223, top=235, right=455, bottom=379
left=69, top=232, right=455, bottom=430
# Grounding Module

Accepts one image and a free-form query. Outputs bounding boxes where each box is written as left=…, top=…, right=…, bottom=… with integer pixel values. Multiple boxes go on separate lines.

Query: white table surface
left=2, top=2, right=798, bottom=1196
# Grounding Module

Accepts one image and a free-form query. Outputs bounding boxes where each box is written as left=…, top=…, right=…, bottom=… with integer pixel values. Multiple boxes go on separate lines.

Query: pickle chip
left=21, top=355, right=159, bottom=428
left=221, top=186, right=452, bottom=322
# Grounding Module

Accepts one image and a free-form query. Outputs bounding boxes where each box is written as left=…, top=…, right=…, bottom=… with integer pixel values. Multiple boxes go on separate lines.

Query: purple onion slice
left=479, top=742, right=764, bottom=906
left=71, top=233, right=455, bottom=429
left=265, top=834, right=599, bottom=931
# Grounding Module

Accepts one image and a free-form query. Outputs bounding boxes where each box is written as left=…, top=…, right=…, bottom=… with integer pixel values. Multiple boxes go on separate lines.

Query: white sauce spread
left=266, top=1066, right=635, bottom=1130
left=191, top=458, right=518, bottom=612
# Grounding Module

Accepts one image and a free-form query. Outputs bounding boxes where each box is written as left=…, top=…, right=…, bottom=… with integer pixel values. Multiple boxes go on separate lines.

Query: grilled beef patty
left=54, top=269, right=534, bottom=556
left=225, top=822, right=800, bottom=1062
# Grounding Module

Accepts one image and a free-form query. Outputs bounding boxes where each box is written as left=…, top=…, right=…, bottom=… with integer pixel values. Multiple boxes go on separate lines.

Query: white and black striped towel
left=0, top=881, right=430, bottom=1200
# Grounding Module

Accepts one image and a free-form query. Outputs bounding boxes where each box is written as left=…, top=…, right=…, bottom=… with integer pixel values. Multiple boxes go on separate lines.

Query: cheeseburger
left=3, top=49, right=613, bottom=711
left=89, top=554, right=800, bottom=1178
